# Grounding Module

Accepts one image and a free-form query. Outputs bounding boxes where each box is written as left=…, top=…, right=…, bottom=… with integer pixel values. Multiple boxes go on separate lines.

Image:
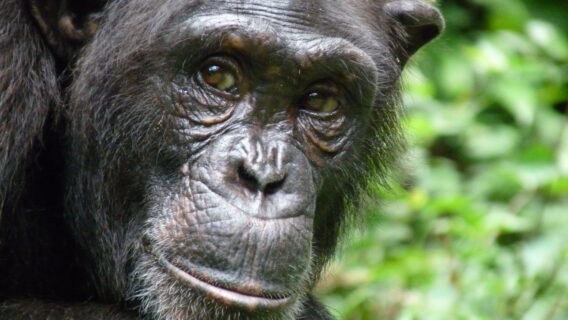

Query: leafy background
left=318, top=0, right=568, bottom=319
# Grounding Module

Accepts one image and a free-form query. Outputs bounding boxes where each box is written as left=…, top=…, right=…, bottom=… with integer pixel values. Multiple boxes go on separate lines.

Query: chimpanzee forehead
left=174, top=12, right=377, bottom=75
left=192, top=0, right=364, bottom=35
left=168, top=0, right=380, bottom=62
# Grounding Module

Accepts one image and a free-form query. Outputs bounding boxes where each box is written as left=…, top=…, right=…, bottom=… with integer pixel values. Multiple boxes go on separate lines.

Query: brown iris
left=301, top=91, right=339, bottom=113
left=200, top=63, right=238, bottom=95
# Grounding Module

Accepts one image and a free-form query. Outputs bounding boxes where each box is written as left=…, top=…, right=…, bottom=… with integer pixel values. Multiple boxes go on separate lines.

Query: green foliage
left=319, top=0, right=568, bottom=319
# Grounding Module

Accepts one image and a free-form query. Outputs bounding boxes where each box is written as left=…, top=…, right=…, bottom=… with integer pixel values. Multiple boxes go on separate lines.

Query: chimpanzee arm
left=0, top=301, right=140, bottom=320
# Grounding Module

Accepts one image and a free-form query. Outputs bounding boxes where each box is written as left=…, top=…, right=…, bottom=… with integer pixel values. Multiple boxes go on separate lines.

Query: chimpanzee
left=0, top=0, right=443, bottom=319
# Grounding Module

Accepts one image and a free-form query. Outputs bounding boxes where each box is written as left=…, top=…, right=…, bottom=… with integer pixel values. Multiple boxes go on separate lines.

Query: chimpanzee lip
left=152, top=252, right=294, bottom=311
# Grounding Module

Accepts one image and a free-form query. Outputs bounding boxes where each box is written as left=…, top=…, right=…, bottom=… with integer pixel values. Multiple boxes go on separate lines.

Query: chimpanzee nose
left=237, top=161, right=286, bottom=195
left=205, top=134, right=315, bottom=220
left=236, top=143, right=287, bottom=196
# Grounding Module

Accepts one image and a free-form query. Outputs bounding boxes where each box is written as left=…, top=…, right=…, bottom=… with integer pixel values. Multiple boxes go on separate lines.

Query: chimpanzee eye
left=300, top=85, right=340, bottom=113
left=199, top=62, right=239, bottom=95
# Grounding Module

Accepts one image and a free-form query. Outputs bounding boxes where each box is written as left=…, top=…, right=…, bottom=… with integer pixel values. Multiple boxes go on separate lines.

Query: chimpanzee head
left=34, top=0, right=444, bottom=319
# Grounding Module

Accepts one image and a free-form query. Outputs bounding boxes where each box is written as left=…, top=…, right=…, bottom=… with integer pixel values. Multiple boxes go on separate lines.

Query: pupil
left=307, top=92, right=324, bottom=108
left=204, top=65, right=223, bottom=83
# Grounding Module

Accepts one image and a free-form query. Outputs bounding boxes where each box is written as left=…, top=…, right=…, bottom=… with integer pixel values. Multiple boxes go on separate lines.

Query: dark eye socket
left=300, top=83, right=341, bottom=113
left=199, top=58, right=240, bottom=96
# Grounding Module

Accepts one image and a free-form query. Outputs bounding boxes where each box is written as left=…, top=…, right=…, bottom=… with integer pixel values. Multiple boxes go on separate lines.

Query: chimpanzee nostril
left=236, top=161, right=286, bottom=195
left=264, top=176, right=286, bottom=195
left=237, top=164, right=260, bottom=193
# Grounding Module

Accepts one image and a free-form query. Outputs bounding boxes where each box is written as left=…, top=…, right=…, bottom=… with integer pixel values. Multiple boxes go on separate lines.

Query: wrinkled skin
left=0, top=0, right=443, bottom=319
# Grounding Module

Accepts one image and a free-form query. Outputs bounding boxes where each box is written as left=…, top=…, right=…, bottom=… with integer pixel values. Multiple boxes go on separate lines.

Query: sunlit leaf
left=527, top=20, right=568, bottom=61
left=465, top=124, right=520, bottom=159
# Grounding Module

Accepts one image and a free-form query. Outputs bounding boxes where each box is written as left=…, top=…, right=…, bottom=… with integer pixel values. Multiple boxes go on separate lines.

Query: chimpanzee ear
left=29, top=0, right=105, bottom=59
left=384, top=0, right=444, bottom=57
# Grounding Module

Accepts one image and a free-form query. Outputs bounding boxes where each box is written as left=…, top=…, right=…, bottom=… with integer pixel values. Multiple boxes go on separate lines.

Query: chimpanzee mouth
left=152, top=252, right=294, bottom=311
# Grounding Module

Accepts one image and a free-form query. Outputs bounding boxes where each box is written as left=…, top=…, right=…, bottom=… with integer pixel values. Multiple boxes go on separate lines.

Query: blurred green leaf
left=526, top=20, right=568, bottom=61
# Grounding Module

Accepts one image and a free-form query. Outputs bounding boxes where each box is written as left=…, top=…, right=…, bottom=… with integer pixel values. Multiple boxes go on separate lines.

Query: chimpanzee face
left=61, top=0, right=443, bottom=319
